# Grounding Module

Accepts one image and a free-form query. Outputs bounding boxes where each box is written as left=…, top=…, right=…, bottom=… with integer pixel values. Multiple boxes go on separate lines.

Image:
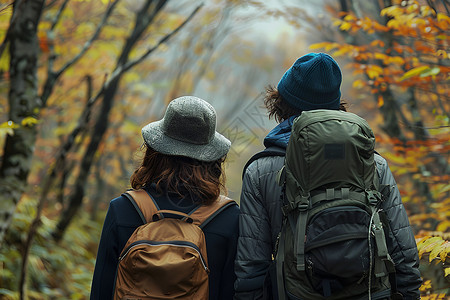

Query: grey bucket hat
left=142, top=96, right=231, bottom=162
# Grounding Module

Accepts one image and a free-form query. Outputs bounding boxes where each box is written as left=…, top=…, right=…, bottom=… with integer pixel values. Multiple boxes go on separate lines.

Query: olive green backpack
left=275, top=110, right=401, bottom=300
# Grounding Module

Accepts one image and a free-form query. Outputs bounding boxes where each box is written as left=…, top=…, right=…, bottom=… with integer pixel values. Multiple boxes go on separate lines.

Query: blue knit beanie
left=277, top=53, right=342, bottom=111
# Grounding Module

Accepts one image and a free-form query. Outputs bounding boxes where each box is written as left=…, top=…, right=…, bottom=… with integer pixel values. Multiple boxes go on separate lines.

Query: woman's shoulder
left=200, top=196, right=239, bottom=236
left=110, top=193, right=132, bottom=211
left=211, top=196, right=240, bottom=218
left=108, top=192, right=143, bottom=226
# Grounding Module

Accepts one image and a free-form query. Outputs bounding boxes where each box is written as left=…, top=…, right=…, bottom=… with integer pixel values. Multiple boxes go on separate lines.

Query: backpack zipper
left=119, top=240, right=209, bottom=272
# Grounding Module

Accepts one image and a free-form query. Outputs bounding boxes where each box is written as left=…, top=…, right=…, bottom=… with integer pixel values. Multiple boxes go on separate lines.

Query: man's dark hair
left=264, top=85, right=348, bottom=123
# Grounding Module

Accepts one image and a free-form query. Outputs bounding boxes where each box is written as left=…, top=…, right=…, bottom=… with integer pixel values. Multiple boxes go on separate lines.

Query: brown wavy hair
left=130, top=146, right=227, bottom=205
left=264, top=85, right=347, bottom=122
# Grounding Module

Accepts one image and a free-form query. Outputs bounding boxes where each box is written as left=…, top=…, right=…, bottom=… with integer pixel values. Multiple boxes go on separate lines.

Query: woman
left=91, top=96, right=239, bottom=300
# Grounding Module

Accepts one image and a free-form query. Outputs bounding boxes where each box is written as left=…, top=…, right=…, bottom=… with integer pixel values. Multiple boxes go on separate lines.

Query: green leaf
left=400, top=66, right=430, bottom=81
left=419, top=67, right=440, bottom=77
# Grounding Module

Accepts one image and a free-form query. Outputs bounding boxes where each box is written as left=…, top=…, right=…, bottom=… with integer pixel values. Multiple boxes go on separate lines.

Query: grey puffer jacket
left=234, top=117, right=422, bottom=300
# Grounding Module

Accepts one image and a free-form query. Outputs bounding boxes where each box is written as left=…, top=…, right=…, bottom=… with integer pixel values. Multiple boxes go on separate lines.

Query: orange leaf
left=377, top=95, right=384, bottom=107
left=370, top=40, right=385, bottom=48
left=38, top=33, right=50, bottom=53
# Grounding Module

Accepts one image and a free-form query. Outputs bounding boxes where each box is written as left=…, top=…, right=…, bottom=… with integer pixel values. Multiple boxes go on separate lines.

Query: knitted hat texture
left=277, top=53, right=342, bottom=111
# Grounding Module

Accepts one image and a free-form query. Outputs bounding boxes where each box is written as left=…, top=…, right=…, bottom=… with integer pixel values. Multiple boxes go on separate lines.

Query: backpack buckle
left=297, top=203, right=309, bottom=211
left=365, top=189, right=381, bottom=205
left=295, top=193, right=310, bottom=212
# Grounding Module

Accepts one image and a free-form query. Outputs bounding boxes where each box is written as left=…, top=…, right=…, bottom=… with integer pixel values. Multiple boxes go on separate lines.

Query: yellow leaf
left=123, top=72, right=140, bottom=84
left=437, top=13, right=450, bottom=23
left=344, top=14, right=357, bottom=21
left=381, top=6, right=403, bottom=17
left=436, top=221, right=450, bottom=232
left=352, top=80, right=365, bottom=89
left=367, top=70, right=376, bottom=79
left=436, top=50, right=448, bottom=59
left=21, top=117, right=39, bottom=127
left=333, top=47, right=351, bottom=57
left=0, top=121, right=18, bottom=137
left=388, top=56, right=405, bottom=65
left=420, top=6, right=435, bottom=17
left=419, top=279, right=432, bottom=291
left=0, top=121, right=18, bottom=129
left=418, top=237, right=445, bottom=259
left=417, top=236, right=440, bottom=250
left=377, top=95, right=384, bottom=107
left=406, top=4, right=419, bottom=14
left=445, top=267, right=450, bottom=277
left=332, top=19, right=342, bottom=27
left=310, top=42, right=331, bottom=50
left=429, top=242, right=444, bottom=262
left=366, top=65, right=383, bottom=79
left=374, top=52, right=388, bottom=61
left=439, top=242, right=450, bottom=261
left=0, top=127, right=14, bottom=136
left=400, top=66, right=430, bottom=81
left=340, top=22, right=351, bottom=31
left=325, top=43, right=339, bottom=52
left=386, top=19, right=399, bottom=29
left=0, top=48, right=9, bottom=72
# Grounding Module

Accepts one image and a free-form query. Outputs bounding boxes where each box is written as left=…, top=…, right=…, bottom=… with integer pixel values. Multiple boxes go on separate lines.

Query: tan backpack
left=113, top=189, right=236, bottom=300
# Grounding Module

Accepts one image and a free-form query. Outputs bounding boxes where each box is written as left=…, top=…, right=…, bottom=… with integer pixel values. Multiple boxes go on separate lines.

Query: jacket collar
left=263, top=115, right=298, bottom=149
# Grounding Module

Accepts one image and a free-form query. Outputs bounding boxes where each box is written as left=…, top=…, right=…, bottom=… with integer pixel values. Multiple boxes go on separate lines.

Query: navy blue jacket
left=234, top=117, right=422, bottom=299
left=91, top=185, right=240, bottom=300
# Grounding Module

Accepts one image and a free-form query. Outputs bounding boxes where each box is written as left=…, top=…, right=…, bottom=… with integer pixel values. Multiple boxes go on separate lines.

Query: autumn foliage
left=311, top=0, right=449, bottom=297
left=0, top=0, right=448, bottom=299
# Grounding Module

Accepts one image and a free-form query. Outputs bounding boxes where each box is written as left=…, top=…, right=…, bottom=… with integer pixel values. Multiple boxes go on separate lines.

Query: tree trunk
left=0, top=0, right=45, bottom=247
left=52, top=0, right=169, bottom=241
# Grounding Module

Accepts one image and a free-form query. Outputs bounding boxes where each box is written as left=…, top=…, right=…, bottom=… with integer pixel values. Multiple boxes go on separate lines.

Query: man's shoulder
left=243, top=149, right=285, bottom=180
left=374, top=153, right=389, bottom=174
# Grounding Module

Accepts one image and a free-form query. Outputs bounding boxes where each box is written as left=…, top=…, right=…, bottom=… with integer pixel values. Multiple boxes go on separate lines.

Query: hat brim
left=142, top=120, right=231, bottom=162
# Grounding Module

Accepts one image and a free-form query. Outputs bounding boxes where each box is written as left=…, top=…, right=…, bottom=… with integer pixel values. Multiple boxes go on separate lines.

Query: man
left=234, top=53, right=422, bottom=299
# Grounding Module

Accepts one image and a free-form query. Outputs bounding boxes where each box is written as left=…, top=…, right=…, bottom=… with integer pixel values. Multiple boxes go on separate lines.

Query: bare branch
left=55, top=0, right=119, bottom=78
left=40, top=0, right=120, bottom=106
left=50, top=0, right=70, bottom=31
left=119, top=3, right=203, bottom=76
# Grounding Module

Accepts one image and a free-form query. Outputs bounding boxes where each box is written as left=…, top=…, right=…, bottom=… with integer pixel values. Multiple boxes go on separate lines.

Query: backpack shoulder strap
left=191, top=196, right=237, bottom=229
left=242, top=146, right=286, bottom=178
left=123, top=189, right=158, bottom=224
